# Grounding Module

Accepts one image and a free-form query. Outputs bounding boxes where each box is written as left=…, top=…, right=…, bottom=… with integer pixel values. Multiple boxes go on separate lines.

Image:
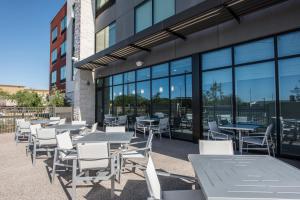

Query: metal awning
left=76, top=0, right=286, bottom=71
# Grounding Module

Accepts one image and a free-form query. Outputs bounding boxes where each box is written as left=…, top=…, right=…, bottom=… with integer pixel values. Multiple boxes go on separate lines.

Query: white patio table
left=188, top=154, right=300, bottom=200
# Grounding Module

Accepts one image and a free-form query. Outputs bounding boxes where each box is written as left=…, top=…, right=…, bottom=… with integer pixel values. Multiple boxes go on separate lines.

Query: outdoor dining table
left=73, top=131, right=134, bottom=144
left=219, top=124, right=260, bottom=154
left=50, top=124, right=87, bottom=132
left=139, top=118, right=159, bottom=127
left=188, top=154, right=300, bottom=200
left=30, top=119, right=52, bottom=125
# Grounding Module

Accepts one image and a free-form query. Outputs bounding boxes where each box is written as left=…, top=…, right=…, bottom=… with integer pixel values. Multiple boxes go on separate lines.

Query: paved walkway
left=0, top=133, right=197, bottom=200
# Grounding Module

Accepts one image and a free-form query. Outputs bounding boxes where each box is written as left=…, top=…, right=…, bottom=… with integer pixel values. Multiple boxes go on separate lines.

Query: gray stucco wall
left=95, top=0, right=300, bottom=78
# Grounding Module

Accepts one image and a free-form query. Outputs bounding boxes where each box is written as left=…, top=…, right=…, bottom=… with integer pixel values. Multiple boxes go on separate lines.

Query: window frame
left=60, top=41, right=66, bottom=57
left=51, top=48, right=57, bottom=64
left=51, top=70, right=57, bottom=85
left=60, top=16, right=67, bottom=33
left=51, top=27, right=58, bottom=42
left=95, top=21, right=116, bottom=53
left=60, top=65, right=66, bottom=82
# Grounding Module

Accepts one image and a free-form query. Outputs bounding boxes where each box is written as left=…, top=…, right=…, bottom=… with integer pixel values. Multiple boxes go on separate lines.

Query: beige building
left=0, top=84, right=49, bottom=106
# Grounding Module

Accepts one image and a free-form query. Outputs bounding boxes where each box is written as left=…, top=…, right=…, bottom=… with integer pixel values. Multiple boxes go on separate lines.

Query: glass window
left=171, top=57, right=192, bottom=75
left=60, top=16, right=67, bottom=32
left=95, top=22, right=116, bottom=52
left=202, top=69, right=232, bottom=127
left=135, top=0, right=152, bottom=33
left=124, top=71, right=135, bottom=83
left=154, top=0, right=175, bottom=24
left=60, top=66, right=66, bottom=81
left=51, top=71, right=57, bottom=84
left=52, top=27, right=57, bottom=42
left=104, top=87, right=113, bottom=115
left=152, top=63, right=169, bottom=78
left=152, top=78, right=169, bottom=115
left=51, top=49, right=57, bottom=63
left=104, top=76, right=112, bottom=86
left=234, top=38, right=274, bottom=65
left=279, top=57, right=300, bottom=155
left=124, top=83, right=136, bottom=117
left=96, top=0, right=108, bottom=9
left=235, top=62, right=275, bottom=126
left=113, top=74, right=123, bottom=85
left=113, top=85, right=123, bottom=115
left=202, top=48, right=232, bottom=70
left=278, top=31, right=300, bottom=57
left=137, top=81, right=151, bottom=116
left=61, top=41, right=66, bottom=56
left=137, top=68, right=150, bottom=81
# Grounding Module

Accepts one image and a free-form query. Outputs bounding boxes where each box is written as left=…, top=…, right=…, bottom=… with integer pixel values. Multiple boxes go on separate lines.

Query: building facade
left=49, top=3, right=68, bottom=92
left=73, top=0, right=300, bottom=158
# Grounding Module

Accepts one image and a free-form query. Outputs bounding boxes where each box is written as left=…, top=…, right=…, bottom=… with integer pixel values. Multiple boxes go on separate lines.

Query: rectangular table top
left=30, top=119, right=51, bottom=125
left=219, top=123, right=260, bottom=131
left=50, top=124, right=86, bottom=131
left=188, top=155, right=300, bottom=200
left=73, top=131, right=134, bottom=144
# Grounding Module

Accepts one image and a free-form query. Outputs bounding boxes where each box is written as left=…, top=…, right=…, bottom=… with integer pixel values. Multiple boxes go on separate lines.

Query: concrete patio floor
left=0, top=132, right=300, bottom=200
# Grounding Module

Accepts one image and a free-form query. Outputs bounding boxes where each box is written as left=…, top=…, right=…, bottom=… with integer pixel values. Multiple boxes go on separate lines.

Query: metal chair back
left=72, top=121, right=86, bottom=125
left=36, top=128, right=57, bottom=146
left=262, top=124, right=273, bottom=145
left=199, top=140, right=234, bottom=155
left=145, top=156, right=162, bottom=200
left=106, top=126, right=126, bottom=133
left=91, top=123, right=98, bottom=133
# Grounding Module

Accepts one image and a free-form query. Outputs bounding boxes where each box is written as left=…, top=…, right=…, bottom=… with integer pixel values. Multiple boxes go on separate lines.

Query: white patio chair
left=119, top=131, right=154, bottom=180
left=58, top=118, right=66, bottom=125
left=16, top=120, right=31, bottom=144
left=208, top=121, right=234, bottom=140
left=135, top=116, right=148, bottom=137
left=241, top=124, right=275, bottom=156
left=151, top=118, right=171, bottom=139
left=71, top=121, right=86, bottom=125
left=52, top=131, right=77, bottom=183
left=199, top=140, right=234, bottom=155
left=50, top=117, right=61, bottom=121
left=104, top=114, right=114, bottom=127
left=72, top=142, right=116, bottom=200
left=112, top=115, right=128, bottom=129
left=145, top=156, right=203, bottom=200
left=15, top=118, right=25, bottom=140
left=154, top=112, right=165, bottom=118
left=106, top=126, right=126, bottom=133
left=32, top=128, right=57, bottom=166
left=26, top=124, right=42, bottom=156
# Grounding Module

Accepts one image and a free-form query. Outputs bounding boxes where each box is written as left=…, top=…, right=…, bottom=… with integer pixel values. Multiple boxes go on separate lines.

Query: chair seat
left=62, top=152, right=77, bottom=161
left=122, top=150, right=145, bottom=158
left=242, top=136, right=264, bottom=145
left=163, top=190, right=204, bottom=200
left=212, top=133, right=232, bottom=140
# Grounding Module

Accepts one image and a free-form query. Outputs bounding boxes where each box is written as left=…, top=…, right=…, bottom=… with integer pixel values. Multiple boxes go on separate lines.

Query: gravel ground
left=0, top=133, right=198, bottom=200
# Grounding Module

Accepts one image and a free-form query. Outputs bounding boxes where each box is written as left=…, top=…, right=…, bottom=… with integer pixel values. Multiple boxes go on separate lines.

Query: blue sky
left=0, top=0, right=65, bottom=90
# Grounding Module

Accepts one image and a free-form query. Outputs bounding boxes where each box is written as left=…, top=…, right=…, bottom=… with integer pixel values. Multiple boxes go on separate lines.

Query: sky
left=0, top=0, right=66, bottom=90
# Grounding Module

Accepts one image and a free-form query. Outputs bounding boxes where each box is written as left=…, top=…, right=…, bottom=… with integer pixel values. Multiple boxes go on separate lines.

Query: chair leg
left=266, top=140, right=271, bottom=156
left=52, top=149, right=58, bottom=183
left=33, top=143, right=37, bottom=166
left=72, top=159, right=77, bottom=200
left=111, top=175, right=115, bottom=199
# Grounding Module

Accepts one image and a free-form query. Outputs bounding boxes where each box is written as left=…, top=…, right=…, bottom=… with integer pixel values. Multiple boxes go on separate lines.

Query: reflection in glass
left=137, top=68, right=150, bottom=81
left=124, top=83, right=136, bottom=116
left=278, top=31, right=300, bottom=57
left=202, top=48, right=232, bottom=70
left=113, top=85, right=123, bottom=115
left=171, top=57, right=192, bottom=75
left=171, top=75, right=193, bottom=139
left=113, top=74, right=123, bottom=85
left=104, top=76, right=112, bottom=86
left=124, top=71, right=135, bottom=83
left=152, top=63, right=169, bottom=78
left=234, top=38, right=274, bottom=65
left=104, top=87, right=113, bottom=115
left=279, top=57, right=300, bottom=155
left=137, top=81, right=150, bottom=116
left=235, top=62, right=275, bottom=127
left=152, top=78, right=169, bottom=116
left=202, top=69, right=232, bottom=130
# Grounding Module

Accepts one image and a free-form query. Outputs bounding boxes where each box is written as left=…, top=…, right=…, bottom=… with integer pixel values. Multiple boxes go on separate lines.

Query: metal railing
left=0, top=107, right=73, bottom=133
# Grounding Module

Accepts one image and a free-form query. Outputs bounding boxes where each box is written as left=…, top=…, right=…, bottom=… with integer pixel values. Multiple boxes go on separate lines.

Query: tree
left=48, top=88, right=70, bottom=107
left=0, top=89, right=11, bottom=100
left=12, top=90, right=43, bottom=107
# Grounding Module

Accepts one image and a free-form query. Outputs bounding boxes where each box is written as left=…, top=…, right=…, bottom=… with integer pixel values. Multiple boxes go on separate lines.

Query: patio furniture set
left=13, top=116, right=300, bottom=199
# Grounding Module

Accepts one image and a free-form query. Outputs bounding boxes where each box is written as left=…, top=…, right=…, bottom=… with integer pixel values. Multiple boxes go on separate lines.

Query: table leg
left=239, top=130, right=242, bottom=154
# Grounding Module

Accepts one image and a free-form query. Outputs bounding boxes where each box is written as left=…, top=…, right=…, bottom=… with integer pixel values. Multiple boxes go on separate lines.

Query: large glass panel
left=96, top=28, right=105, bottom=52
left=113, top=85, right=123, bottom=115
left=124, top=83, right=136, bottom=128
left=154, top=0, right=175, bottom=24
left=96, top=0, right=108, bottom=9
left=96, top=88, right=103, bottom=125
left=202, top=48, right=232, bottom=70
left=136, top=81, right=150, bottom=116
left=235, top=62, right=275, bottom=127
left=103, top=87, right=113, bottom=115
left=234, top=38, right=274, bottom=65
left=279, top=57, right=300, bottom=156
left=61, top=41, right=66, bottom=56
left=113, top=74, right=123, bottom=85
left=124, top=71, right=135, bottom=83
left=170, top=57, right=192, bottom=75
left=152, top=63, right=169, bottom=78
left=202, top=69, right=232, bottom=133
left=108, top=22, right=116, bottom=47
left=51, top=71, right=57, bottom=84
left=104, top=76, right=112, bottom=86
left=171, top=74, right=193, bottom=140
left=152, top=78, right=169, bottom=116
left=60, top=66, right=66, bottom=81
left=137, top=68, right=150, bottom=81
left=51, top=49, right=57, bottom=63
left=60, top=16, right=67, bottom=31
left=52, top=27, right=57, bottom=41
left=135, top=0, right=152, bottom=33
left=278, top=31, right=300, bottom=57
